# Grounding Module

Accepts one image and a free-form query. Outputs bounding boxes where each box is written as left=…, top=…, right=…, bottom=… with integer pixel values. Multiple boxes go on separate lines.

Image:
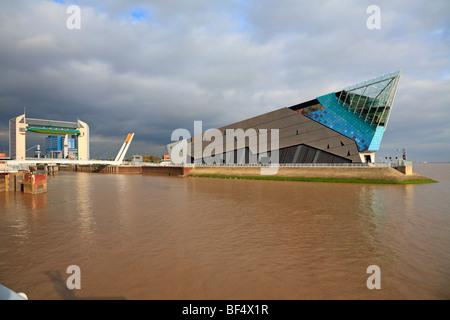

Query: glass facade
left=68, top=138, right=76, bottom=149
left=337, top=70, right=401, bottom=128
left=194, top=144, right=351, bottom=165
left=303, top=71, right=401, bottom=152
left=45, top=136, right=63, bottom=153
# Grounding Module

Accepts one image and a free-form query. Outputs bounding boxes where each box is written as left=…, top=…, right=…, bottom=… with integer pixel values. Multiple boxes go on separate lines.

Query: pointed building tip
left=343, top=70, right=402, bottom=92
left=387, top=69, right=402, bottom=81
left=338, top=70, right=402, bottom=128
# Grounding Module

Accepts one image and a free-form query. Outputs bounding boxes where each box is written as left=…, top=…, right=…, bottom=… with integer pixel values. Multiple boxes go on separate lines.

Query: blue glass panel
left=305, top=93, right=385, bottom=152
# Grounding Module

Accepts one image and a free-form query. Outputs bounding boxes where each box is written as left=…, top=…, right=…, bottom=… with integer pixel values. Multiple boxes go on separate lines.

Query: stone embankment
left=57, top=164, right=436, bottom=184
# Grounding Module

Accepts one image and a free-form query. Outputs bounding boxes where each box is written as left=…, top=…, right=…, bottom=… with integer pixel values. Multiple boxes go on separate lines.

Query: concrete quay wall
left=142, top=166, right=193, bottom=176
left=61, top=165, right=193, bottom=176
left=1, top=172, right=47, bottom=194
left=23, top=173, right=47, bottom=194
left=55, top=164, right=432, bottom=183
left=188, top=165, right=431, bottom=182
left=60, top=165, right=143, bottom=174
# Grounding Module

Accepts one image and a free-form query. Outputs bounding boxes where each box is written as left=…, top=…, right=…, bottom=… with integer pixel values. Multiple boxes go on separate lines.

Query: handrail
left=0, top=163, right=30, bottom=173
left=142, top=161, right=412, bottom=168
left=143, top=162, right=371, bottom=167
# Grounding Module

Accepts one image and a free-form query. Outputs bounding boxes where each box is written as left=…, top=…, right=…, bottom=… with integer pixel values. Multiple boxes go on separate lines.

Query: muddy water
left=0, top=164, right=448, bottom=299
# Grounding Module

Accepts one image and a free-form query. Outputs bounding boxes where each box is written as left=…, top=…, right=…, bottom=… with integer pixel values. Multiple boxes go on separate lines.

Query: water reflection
left=1, top=190, right=47, bottom=212
left=116, top=174, right=132, bottom=218
left=1, top=190, right=12, bottom=209
left=75, top=173, right=94, bottom=231
left=1, top=191, right=48, bottom=245
left=9, top=208, right=30, bottom=243
left=24, top=193, right=48, bottom=213
left=401, top=184, right=414, bottom=213
left=1, top=166, right=449, bottom=300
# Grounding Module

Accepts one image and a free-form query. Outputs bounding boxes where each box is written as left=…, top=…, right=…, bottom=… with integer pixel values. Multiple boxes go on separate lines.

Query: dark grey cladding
left=185, top=106, right=362, bottom=164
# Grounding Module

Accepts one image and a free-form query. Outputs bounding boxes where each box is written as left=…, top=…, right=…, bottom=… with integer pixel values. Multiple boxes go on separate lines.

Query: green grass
left=188, top=174, right=437, bottom=184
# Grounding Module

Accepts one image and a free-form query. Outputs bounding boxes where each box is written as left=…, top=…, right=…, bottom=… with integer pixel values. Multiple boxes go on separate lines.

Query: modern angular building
left=168, top=71, right=401, bottom=164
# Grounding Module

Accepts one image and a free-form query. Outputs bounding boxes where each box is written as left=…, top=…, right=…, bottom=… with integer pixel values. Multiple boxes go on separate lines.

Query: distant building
left=45, top=134, right=78, bottom=159
left=131, top=155, right=143, bottom=164
left=168, top=71, right=401, bottom=164
left=64, top=135, right=78, bottom=159
left=45, top=136, right=63, bottom=159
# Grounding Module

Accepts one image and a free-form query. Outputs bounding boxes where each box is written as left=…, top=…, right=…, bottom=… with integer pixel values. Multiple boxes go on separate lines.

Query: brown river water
left=0, top=163, right=449, bottom=300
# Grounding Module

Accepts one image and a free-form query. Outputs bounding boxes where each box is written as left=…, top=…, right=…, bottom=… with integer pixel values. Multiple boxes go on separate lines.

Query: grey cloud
left=0, top=0, right=448, bottom=161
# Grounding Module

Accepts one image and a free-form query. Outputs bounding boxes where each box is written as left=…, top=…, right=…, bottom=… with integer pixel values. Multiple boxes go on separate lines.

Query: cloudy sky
left=0, top=0, right=448, bottom=161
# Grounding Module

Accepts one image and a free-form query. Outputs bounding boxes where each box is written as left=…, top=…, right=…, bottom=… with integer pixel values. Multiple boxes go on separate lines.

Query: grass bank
left=188, top=174, right=437, bottom=184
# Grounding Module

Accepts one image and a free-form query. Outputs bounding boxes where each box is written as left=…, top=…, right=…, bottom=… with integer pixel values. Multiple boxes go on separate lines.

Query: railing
left=0, top=163, right=30, bottom=173
left=141, top=162, right=372, bottom=167
left=2, top=161, right=410, bottom=170
left=25, top=118, right=79, bottom=128
left=370, top=163, right=396, bottom=167
left=375, top=160, right=412, bottom=168
left=140, top=161, right=413, bottom=168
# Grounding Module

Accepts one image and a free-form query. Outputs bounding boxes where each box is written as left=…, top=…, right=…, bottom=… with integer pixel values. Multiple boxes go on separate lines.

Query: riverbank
left=186, top=166, right=437, bottom=184
left=57, top=164, right=437, bottom=184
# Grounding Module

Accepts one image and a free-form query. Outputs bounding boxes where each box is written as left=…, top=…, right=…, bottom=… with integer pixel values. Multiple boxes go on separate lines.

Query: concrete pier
left=72, top=164, right=193, bottom=176
left=1, top=169, right=50, bottom=194
left=45, top=164, right=58, bottom=175
left=59, top=164, right=144, bottom=174
left=0, top=173, right=13, bottom=192
left=142, top=166, right=193, bottom=176
left=23, top=173, right=47, bottom=194
left=0, top=172, right=42, bottom=193
left=397, top=165, right=413, bottom=175
left=72, top=165, right=143, bottom=174
left=15, top=174, right=24, bottom=192
left=0, top=173, right=26, bottom=192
